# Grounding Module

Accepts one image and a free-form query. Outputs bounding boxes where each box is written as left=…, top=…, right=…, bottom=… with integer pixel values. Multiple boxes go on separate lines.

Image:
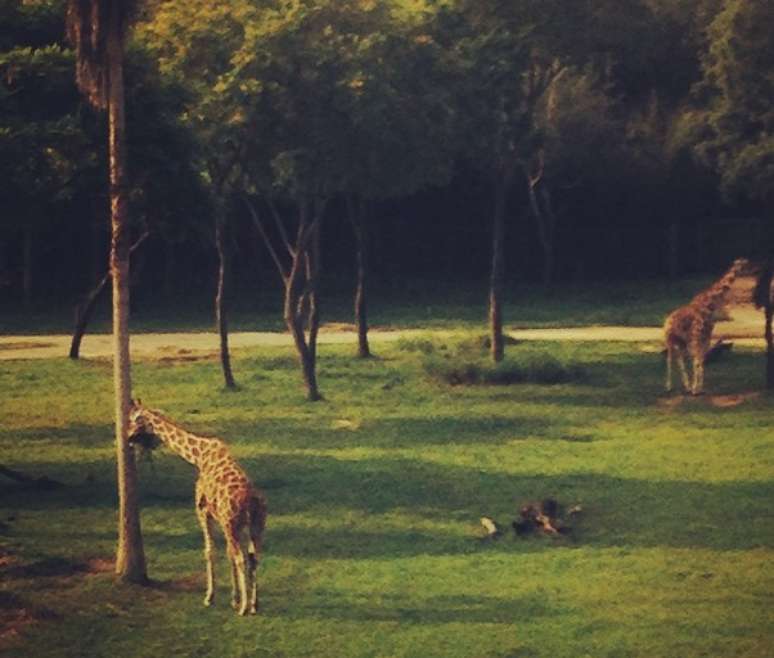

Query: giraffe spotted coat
left=663, top=258, right=748, bottom=395
left=128, top=401, right=267, bottom=615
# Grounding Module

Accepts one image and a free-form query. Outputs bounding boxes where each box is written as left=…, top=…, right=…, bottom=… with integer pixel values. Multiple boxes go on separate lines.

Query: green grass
left=1, top=337, right=773, bottom=657
left=0, top=275, right=711, bottom=334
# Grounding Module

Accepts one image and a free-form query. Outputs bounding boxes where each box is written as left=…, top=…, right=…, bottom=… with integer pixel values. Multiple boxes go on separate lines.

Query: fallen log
left=513, top=498, right=572, bottom=536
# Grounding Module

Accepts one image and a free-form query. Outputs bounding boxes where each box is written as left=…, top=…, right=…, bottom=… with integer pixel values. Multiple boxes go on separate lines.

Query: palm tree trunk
left=107, top=11, right=146, bottom=584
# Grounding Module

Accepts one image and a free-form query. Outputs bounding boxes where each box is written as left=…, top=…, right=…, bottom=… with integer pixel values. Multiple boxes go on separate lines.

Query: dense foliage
left=0, top=0, right=771, bottom=306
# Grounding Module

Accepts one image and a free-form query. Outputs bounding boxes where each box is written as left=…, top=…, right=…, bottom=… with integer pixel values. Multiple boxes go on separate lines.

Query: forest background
left=1, top=0, right=771, bottom=315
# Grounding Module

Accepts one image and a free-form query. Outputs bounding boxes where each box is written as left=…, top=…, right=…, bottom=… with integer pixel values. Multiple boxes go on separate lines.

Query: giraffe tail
left=247, top=491, right=267, bottom=565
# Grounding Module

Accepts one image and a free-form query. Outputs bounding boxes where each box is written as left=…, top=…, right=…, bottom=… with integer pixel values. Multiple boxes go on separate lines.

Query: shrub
left=422, top=350, right=585, bottom=386
left=396, top=336, right=441, bottom=354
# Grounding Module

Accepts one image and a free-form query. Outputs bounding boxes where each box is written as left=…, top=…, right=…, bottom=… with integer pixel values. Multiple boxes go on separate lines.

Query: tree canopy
left=2, top=0, right=770, bottom=311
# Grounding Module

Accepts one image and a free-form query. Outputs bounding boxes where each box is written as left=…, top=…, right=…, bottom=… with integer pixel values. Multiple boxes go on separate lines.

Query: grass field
left=1, top=326, right=772, bottom=657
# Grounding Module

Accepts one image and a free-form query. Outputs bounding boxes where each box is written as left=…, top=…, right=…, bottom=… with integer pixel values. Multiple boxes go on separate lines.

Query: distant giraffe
left=664, top=258, right=749, bottom=395
left=128, top=401, right=267, bottom=615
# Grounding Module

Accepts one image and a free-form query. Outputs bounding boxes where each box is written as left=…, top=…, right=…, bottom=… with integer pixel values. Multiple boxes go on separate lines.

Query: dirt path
left=0, top=277, right=766, bottom=360
left=0, top=313, right=764, bottom=361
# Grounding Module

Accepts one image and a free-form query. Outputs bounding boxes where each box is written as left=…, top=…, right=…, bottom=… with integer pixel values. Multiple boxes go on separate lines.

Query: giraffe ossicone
left=128, top=400, right=267, bottom=616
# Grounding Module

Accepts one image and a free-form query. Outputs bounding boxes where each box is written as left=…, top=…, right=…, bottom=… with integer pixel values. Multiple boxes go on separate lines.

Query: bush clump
left=396, top=336, right=442, bottom=354
left=423, top=350, right=585, bottom=386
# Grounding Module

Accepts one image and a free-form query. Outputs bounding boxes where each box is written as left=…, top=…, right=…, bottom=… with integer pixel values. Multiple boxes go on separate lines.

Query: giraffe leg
left=691, top=356, right=701, bottom=395
left=226, top=529, right=249, bottom=616
left=248, top=495, right=266, bottom=615
left=665, top=344, right=673, bottom=393
left=692, top=351, right=706, bottom=395
left=246, top=544, right=259, bottom=615
left=676, top=348, right=691, bottom=392
left=247, top=494, right=266, bottom=615
left=229, top=554, right=240, bottom=611
left=690, top=338, right=708, bottom=395
left=196, top=503, right=216, bottom=607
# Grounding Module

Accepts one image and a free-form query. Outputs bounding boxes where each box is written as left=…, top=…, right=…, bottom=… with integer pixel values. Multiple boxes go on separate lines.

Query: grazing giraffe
left=128, top=400, right=267, bottom=615
left=664, top=258, right=749, bottom=395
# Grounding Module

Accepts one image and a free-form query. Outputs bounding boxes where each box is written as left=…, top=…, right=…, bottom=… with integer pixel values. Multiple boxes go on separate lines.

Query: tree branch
left=243, top=196, right=289, bottom=284
left=267, top=197, right=295, bottom=258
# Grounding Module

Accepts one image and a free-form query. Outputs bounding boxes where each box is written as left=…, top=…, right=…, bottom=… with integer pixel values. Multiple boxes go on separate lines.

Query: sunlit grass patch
left=0, top=338, right=772, bottom=657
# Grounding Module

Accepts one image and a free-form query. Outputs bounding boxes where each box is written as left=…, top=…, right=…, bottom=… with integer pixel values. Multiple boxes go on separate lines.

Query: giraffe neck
left=145, top=411, right=221, bottom=469
left=695, top=264, right=740, bottom=310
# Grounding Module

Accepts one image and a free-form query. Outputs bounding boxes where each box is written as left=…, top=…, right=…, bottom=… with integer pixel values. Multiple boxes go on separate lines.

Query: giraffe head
left=728, top=257, right=752, bottom=278
left=127, top=399, right=161, bottom=450
left=709, top=257, right=748, bottom=295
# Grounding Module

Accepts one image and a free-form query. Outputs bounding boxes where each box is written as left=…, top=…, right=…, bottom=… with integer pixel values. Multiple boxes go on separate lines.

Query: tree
left=753, top=261, right=773, bottom=389
left=360, top=12, right=454, bottom=356
left=69, top=48, right=207, bottom=359
left=319, top=1, right=455, bottom=358
left=0, top=6, right=85, bottom=306
left=689, top=0, right=774, bottom=219
left=234, top=18, right=340, bottom=401
left=66, top=0, right=147, bottom=583
left=527, top=69, right=625, bottom=287
left=135, top=0, right=261, bottom=389
left=435, top=0, right=589, bottom=360
left=69, top=230, right=147, bottom=359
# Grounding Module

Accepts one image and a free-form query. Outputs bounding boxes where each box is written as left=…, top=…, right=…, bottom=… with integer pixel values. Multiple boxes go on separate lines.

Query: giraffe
left=127, top=400, right=267, bottom=615
left=664, top=258, right=749, bottom=395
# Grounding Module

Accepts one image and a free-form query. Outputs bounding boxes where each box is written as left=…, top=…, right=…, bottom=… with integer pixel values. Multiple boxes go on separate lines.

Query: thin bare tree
left=244, top=196, right=326, bottom=401
left=753, top=261, right=774, bottom=388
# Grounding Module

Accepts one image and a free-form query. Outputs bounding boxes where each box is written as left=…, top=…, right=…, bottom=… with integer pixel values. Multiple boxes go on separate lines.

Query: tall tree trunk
left=284, top=250, right=320, bottom=401
left=283, top=203, right=323, bottom=402
left=754, top=261, right=774, bottom=389
left=215, top=215, right=236, bottom=389
left=245, top=195, right=324, bottom=400
left=107, top=13, right=147, bottom=585
left=307, top=208, right=323, bottom=365
left=489, top=174, right=508, bottom=363
left=347, top=195, right=370, bottom=358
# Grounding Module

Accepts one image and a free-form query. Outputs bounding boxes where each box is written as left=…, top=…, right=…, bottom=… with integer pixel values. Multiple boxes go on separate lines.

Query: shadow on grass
left=5, top=452, right=769, bottom=558
left=264, top=590, right=561, bottom=624
left=1, top=557, right=89, bottom=579
left=0, top=424, right=112, bottom=447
